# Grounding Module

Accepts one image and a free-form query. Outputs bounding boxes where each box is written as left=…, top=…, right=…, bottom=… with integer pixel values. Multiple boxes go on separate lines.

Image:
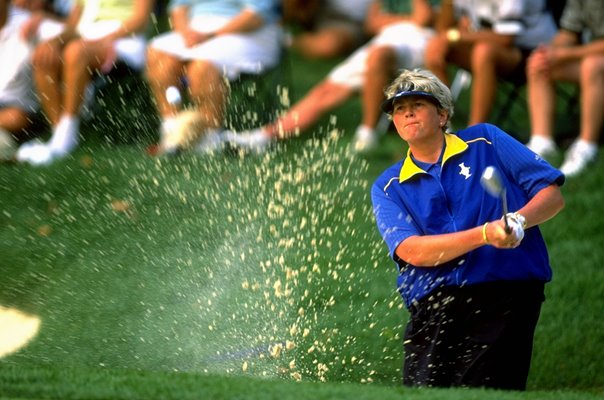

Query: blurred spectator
left=16, top=0, right=72, bottom=40
left=424, top=0, right=557, bottom=127
left=15, top=0, right=153, bottom=165
left=525, top=0, right=604, bottom=177
left=280, top=0, right=319, bottom=31
left=145, top=0, right=283, bottom=155
left=283, top=0, right=372, bottom=60
left=0, top=0, right=63, bottom=161
left=226, top=0, right=439, bottom=153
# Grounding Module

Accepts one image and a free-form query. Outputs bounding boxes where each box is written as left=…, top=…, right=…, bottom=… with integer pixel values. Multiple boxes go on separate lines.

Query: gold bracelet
left=482, top=222, right=490, bottom=244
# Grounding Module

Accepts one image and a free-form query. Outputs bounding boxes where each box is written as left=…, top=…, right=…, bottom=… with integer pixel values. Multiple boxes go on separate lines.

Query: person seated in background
left=15, top=0, right=153, bottom=165
left=145, top=0, right=283, bottom=155
left=0, top=0, right=64, bottom=161
left=525, top=0, right=604, bottom=177
left=16, top=0, right=71, bottom=38
left=424, top=0, right=557, bottom=127
left=226, top=0, right=439, bottom=153
left=282, top=0, right=372, bottom=60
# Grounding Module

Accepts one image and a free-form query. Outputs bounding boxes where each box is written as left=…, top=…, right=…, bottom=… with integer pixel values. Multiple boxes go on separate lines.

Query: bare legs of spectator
left=17, top=39, right=108, bottom=164
left=0, top=108, right=31, bottom=137
left=527, top=53, right=604, bottom=176
left=146, top=47, right=183, bottom=120
left=468, top=42, right=521, bottom=126
left=223, top=81, right=353, bottom=153
left=187, top=59, right=227, bottom=132
left=146, top=47, right=227, bottom=153
left=228, top=45, right=398, bottom=153
left=424, top=34, right=456, bottom=86
left=526, top=50, right=561, bottom=158
left=0, top=107, right=31, bottom=161
left=292, top=26, right=360, bottom=60
left=264, top=80, right=353, bottom=137
left=424, top=36, right=522, bottom=126
left=353, top=45, right=398, bottom=151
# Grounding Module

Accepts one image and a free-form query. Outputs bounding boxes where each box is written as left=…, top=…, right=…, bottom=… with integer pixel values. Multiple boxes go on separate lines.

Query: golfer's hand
left=505, top=215, right=525, bottom=244
left=484, top=218, right=524, bottom=249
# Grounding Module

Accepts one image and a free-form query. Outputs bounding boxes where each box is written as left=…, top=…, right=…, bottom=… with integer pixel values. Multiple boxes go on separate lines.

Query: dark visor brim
left=381, top=90, right=440, bottom=113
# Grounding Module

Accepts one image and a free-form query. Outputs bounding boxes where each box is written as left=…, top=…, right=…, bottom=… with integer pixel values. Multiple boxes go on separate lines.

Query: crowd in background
left=0, top=0, right=602, bottom=177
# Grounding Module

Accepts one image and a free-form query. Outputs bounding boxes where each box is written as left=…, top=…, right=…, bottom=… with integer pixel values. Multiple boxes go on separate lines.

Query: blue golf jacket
left=371, top=123, right=565, bottom=308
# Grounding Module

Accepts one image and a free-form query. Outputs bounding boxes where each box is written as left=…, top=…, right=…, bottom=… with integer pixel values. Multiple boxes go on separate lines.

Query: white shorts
left=0, top=36, right=36, bottom=111
left=0, top=16, right=64, bottom=112
left=78, top=20, right=147, bottom=71
left=328, top=22, right=434, bottom=89
left=149, top=16, right=283, bottom=80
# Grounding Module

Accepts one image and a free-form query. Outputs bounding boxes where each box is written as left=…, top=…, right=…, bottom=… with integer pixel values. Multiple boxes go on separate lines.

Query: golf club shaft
left=501, top=191, right=511, bottom=234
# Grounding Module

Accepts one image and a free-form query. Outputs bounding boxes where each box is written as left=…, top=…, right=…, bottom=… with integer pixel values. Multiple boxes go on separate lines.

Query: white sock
left=528, top=135, right=554, bottom=145
left=161, top=116, right=179, bottom=138
left=195, top=127, right=225, bottom=154
left=249, top=128, right=271, bottom=144
left=574, top=138, right=598, bottom=153
left=49, top=115, right=79, bottom=155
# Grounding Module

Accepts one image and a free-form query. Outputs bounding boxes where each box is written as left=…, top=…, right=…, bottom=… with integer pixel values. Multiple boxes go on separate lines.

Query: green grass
left=1, top=51, right=603, bottom=399
left=2, top=363, right=603, bottom=400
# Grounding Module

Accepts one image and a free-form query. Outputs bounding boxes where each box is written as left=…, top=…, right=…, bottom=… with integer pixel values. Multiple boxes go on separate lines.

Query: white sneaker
left=559, top=139, right=598, bottom=177
left=225, top=128, right=272, bottom=154
left=16, top=140, right=54, bottom=166
left=352, top=125, right=377, bottom=152
left=526, top=135, right=557, bottom=158
left=194, top=128, right=227, bottom=154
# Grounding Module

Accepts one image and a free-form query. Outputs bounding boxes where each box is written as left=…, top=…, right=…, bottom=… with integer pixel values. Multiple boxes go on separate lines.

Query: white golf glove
left=504, top=212, right=526, bottom=244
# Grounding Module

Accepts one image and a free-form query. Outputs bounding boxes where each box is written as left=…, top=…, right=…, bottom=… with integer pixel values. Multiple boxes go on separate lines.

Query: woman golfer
left=371, top=68, right=565, bottom=390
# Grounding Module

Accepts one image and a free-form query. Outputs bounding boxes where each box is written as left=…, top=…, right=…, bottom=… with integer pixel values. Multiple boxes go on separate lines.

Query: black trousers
left=403, top=281, right=545, bottom=390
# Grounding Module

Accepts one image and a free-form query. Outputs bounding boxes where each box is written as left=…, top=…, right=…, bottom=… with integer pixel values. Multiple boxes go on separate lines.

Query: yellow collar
left=399, top=132, right=468, bottom=182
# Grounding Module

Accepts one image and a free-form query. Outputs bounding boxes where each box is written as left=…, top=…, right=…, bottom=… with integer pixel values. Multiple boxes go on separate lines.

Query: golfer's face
left=392, top=96, right=446, bottom=144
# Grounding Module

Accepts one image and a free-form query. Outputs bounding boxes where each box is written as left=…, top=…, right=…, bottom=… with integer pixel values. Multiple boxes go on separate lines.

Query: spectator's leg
left=186, top=59, right=225, bottom=130
left=578, top=55, right=604, bottom=144
left=19, top=39, right=109, bottom=163
left=146, top=47, right=185, bottom=118
left=527, top=52, right=558, bottom=140
left=423, top=35, right=451, bottom=85
left=558, top=55, right=604, bottom=176
left=293, top=27, right=359, bottom=60
left=32, top=42, right=64, bottom=126
left=0, top=108, right=31, bottom=140
left=46, top=39, right=110, bottom=155
left=62, top=40, right=104, bottom=117
left=526, top=50, right=579, bottom=157
left=267, top=80, right=353, bottom=138
left=362, top=46, right=397, bottom=130
left=468, top=42, right=521, bottom=126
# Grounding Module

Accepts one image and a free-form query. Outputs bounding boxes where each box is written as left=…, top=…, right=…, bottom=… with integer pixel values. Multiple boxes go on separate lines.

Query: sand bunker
left=0, top=306, right=41, bottom=358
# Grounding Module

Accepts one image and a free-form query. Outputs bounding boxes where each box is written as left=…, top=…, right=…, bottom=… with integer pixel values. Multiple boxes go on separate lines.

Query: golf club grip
left=504, top=217, right=512, bottom=234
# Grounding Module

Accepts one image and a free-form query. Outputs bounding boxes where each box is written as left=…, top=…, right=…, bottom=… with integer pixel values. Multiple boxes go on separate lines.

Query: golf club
left=480, top=166, right=512, bottom=234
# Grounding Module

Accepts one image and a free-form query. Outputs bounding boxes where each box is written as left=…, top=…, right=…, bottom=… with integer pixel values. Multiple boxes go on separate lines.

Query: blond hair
left=384, top=69, right=454, bottom=130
